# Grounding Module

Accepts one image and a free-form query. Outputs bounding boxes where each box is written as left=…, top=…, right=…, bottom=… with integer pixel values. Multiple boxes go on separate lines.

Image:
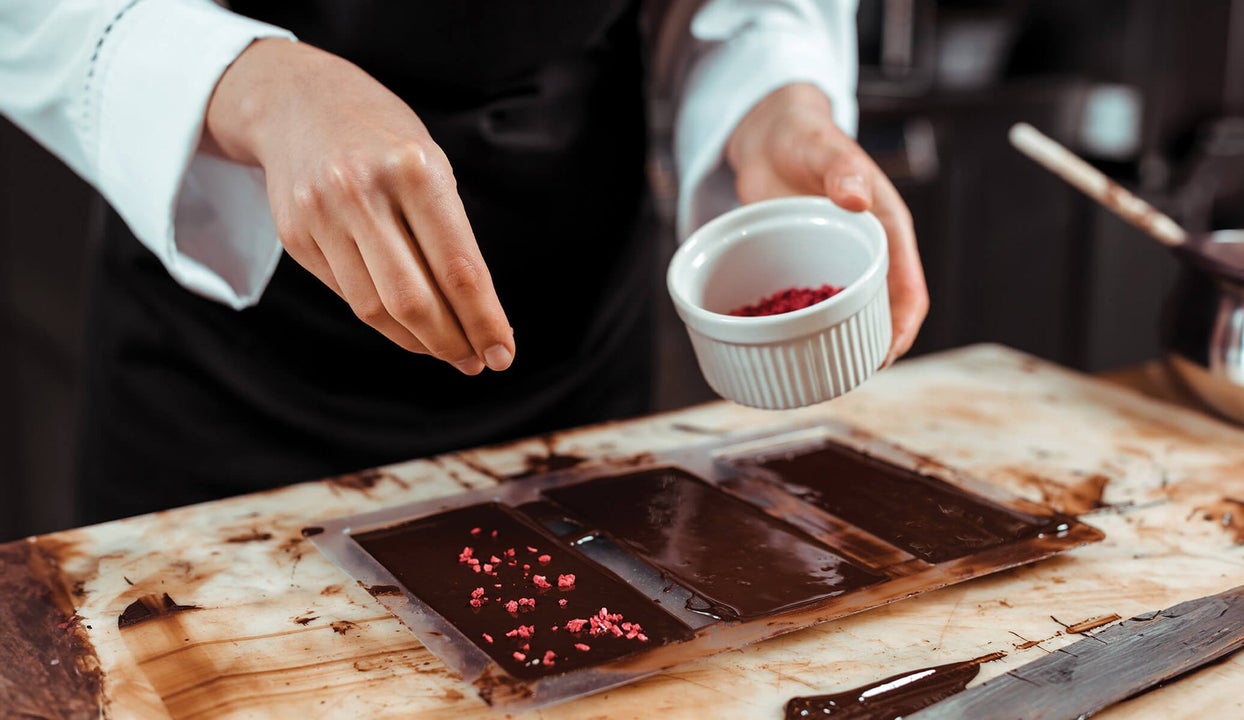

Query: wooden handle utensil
left=1008, top=122, right=1188, bottom=247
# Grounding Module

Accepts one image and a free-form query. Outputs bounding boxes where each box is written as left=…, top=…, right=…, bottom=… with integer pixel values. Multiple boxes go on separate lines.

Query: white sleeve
left=0, top=0, right=295, bottom=309
left=674, top=0, right=859, bottom=240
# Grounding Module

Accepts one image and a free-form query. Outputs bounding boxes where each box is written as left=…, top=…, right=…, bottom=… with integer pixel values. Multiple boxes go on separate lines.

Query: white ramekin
left=667, top=196, right=891, bottom=410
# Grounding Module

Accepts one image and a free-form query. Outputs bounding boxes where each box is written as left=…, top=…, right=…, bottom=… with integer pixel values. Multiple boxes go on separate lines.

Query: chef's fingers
left=871, top=173, right=928, bottom=365
left=816, top=136, right=874, bottom=213
left=352, top=199, right=486, bottom=375
left=391, top=147, right=515, bottom=372
left=314, top=229, right=439, bottom=359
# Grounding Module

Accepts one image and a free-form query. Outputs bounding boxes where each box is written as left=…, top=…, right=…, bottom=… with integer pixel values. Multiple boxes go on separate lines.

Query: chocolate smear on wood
left=508, top=452, right=587, bottom=480
left=329, top=468, right=407, bottom=493
left=225, top=530, right=274, bottom=543
left=784, top=652, right=1005, bottom=719
left=0, top=540, right=104, bottom=717
left=1056, top=613, right=1122, bottom=635
left=118, top=593, right=200, bottom=629
left=364, top=583, right=404, bottom=597
left=1016, top=473, right=1111, bottom=515
left=300, top=526, right=325, bottom=537
left=1193, top=497, right=1244, bottom=543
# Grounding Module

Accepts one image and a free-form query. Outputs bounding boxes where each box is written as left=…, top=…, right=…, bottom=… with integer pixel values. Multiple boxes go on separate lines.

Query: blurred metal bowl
left=1161, top=230, right=1244, bottom=424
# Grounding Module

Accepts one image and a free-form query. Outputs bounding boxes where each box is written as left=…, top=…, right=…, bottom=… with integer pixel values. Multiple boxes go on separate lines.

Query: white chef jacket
left=0, top=0, right=857, bottom=310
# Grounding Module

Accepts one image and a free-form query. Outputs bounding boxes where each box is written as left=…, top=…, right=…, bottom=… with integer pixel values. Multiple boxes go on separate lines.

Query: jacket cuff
left=674, top=17, right=858, bottom=240
left=93, top=0, right=294, bottom=308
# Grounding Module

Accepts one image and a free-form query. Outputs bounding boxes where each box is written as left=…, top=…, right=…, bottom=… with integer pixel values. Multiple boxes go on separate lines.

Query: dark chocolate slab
left=543, top=467, right=883, bottom=621
left=351, top=502, right=694, bottom=680
left=735, top=442, right=1069, bottom=563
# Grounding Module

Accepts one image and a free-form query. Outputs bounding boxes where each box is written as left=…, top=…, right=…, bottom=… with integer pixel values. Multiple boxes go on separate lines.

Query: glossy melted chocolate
left=784, top=653, right=1004, bottom=719
left=543, top=467, right=883, bottom=621
left=352, top=502, right=694, bottom=680
left=736, top=442, right=1068, bottom=563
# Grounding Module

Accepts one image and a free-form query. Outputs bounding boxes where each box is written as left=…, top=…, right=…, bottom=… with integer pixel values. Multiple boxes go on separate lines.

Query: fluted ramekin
left=667, top=196, right=891, bottom=410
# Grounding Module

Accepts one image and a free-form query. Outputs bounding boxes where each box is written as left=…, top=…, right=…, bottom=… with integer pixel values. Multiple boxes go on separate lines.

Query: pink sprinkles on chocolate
left=455, top=527, right=648, bottom=668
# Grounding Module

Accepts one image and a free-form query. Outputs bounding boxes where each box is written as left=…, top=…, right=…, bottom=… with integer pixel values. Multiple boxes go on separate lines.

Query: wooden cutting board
left=3, top=344, right=1242, bottom=719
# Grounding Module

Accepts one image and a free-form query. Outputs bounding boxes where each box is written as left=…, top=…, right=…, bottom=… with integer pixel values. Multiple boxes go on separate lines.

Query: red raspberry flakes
left=504, top=624, right=535, bottom=640
left=470, top=587, right=486, bottom=599
left=512, top=651, right=526, bottom=662
left=482, top=633, right=493, bottom=644
left=541, top=650, right=557, bottom=667
left=458, top=546, right=474, bottom=564
left=532, top=575, right=552, bottom=590
left=728, top=283, right=844, bottom=317
left=558, top=598, right=568, bottom=608
left=574, top=643, right=591, bottom=652
left=504, top=600, right=519, bottom=614
left=518, top=597, right=535, bottom=610
left=557, top=573, right=576, bottom=590
left=470, top=527, right=482, bottom=536
left=489, top=555, right=502, bottom=564
left=564, top=618, right=588, bottom=633
left=526, top=546, right=539, bottom=553
left=537, top=554, right=552, bottom=564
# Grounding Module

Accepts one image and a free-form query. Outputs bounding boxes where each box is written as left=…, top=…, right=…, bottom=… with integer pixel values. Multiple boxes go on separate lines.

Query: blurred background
left=4, top=0, right=1243, bottom=541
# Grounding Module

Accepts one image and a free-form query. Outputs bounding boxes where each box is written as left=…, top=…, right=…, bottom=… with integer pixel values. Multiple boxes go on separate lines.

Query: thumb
left=821, top=150, right=874, bottom=212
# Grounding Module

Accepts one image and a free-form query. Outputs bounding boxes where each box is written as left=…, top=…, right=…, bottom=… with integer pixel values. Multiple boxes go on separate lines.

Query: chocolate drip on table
left=739, top=443, right=1072, bottom=563
left=543, top=467, right=883, bottom=621
left=352, top=503, right=693, bottom=680
left=784, top=653, right=1005, bottom=720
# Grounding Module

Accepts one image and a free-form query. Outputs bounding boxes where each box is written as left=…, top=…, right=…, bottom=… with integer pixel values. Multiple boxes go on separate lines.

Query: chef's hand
left=725, top=83, right=929, bottom=364
left=202, top=39, right=514, bottom=376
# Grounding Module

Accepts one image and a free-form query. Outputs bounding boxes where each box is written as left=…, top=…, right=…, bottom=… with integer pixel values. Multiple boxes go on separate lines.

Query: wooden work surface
left=3, top=344, right=1242, bottom=719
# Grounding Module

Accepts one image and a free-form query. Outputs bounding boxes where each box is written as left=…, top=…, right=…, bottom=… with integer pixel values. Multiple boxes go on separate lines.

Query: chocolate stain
left=364, top=584, right=404, bottom=597
left=118, top=593, right=201, bottom=629
left=784, top=652, right=1006, bottom=719
left=1015, top=472, right=1111, bottom=516
left=329, top=468, right=408, bottom=494
left=300, top=526, right=325, bottom=538
left=225, top=530, right=274, bottom=543
left=735, top=442, right=1077, bottom=563
left=544, top=468, right=883, bottom=621
left=1193, top=497, right=1244, bottom=543
left=352, top=502, right=695, bottom=680
left=507, top=450, right=588, bottom=480
left=330, top=620, right=358, bottom=635
left=0, top=540, right=104, bottom=718
left=1057, top=613, right=1122, bottom=635
left=293, top=614, right=318, bottom=626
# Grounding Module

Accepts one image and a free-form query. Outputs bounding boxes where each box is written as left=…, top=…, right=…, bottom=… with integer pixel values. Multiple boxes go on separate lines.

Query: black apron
left=77, top=0, right=652, bottom=523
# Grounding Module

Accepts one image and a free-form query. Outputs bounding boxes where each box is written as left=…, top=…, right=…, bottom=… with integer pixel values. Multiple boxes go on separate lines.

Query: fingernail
left=838, top=174, right=867, bottom=197
left=454, top=357, right=485, bottom=375
left=484, top=344, right=513, bottom=371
